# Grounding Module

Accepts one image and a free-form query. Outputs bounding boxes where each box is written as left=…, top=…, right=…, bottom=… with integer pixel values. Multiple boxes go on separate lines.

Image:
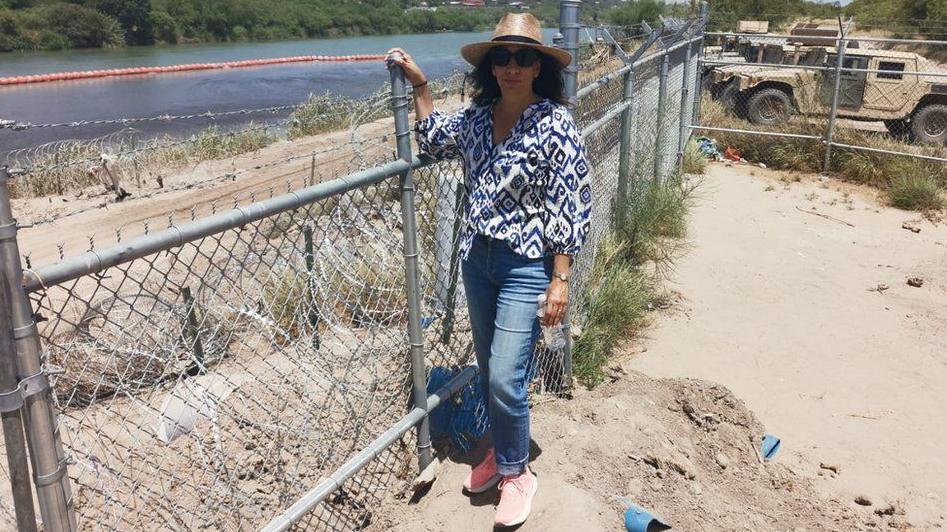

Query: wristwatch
left=553, top=271, right=570, bottom=282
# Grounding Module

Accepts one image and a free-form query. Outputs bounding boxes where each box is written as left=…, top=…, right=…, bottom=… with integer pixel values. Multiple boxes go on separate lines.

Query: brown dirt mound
left=371, top=369, right=897, bottom=531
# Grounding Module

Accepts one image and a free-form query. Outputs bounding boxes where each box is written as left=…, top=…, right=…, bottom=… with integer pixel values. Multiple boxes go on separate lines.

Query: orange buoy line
left=0, top=54, right=388, bottom=86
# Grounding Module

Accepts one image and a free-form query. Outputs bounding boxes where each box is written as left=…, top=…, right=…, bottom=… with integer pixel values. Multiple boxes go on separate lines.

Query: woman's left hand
left=541, top=278, right=569, bottom=327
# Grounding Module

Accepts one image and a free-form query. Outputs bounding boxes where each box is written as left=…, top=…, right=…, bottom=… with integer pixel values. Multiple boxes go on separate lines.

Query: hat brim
left=460, top=41, right=572, bottom=69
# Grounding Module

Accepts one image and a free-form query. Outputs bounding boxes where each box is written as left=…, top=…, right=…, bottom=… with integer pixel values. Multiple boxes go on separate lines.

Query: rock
left=567, top=428, right=578, bottom=437
left=689, top=482, right=703, bottom=496
left=874, top=504, right=896, bottom=516
left=668, top=457, right=698, bottom=480
left=907, top=277, right=924, bottom=288
left=901, top=222, right=921, bottom=233
left=854, top=495, right=872, bottom=506
left=889, top=518, right=912, bottom=530
left=411, top=456, right=440, bottom=491
left=715, top=453, right=730, bottom=469
left=819, top=462, right=840, bottom=474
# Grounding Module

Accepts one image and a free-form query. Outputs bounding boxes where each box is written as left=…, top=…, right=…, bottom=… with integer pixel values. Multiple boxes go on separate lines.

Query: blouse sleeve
left=543, top=108, right=592, bottom=256
left=413, top=107, right=464, bottom=161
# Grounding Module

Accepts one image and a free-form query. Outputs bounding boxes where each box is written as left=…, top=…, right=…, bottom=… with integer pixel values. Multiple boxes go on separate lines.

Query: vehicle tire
left=719, top=81, right=741, bottom=115
left=700, top=71, right=715, bottom=93
left=911, top=104, right=947, bottom=145
left=883, top=119, right=910, bottom=139
left=746, top=88, right=793, bottom=126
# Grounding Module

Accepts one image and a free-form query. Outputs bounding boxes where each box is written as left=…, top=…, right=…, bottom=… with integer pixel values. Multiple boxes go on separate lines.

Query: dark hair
left=467, top=49, right=567, bottom=106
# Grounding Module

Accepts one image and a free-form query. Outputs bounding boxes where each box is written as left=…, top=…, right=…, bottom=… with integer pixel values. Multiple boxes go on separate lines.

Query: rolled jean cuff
left=496, top=456, right=529, bottom=476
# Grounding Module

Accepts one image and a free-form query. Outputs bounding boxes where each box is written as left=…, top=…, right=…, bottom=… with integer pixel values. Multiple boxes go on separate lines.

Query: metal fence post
left=559, top=0, right=581, bottom=109
left=692, top=2, right=709, bottom=128
left=558, top=0, right=582, bottom=395
left=0, top=268, right=38, bottom=532
left=617, top=67, right=637, bottom=221
left=823, top=32, right=848, bottom=174
left=440, top=185, right=464, bottom=346
left=303, top=224, right=320, bottom=349
left=653, top=51, right=670, bottom=180
left=386, top=60, right=433, bottom=472
left=0, top=167, right=76, bottom=532
left=676, top=35, right=694, bottom=169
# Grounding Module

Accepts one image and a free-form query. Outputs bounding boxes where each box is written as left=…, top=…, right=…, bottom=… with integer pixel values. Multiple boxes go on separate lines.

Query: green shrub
left=618, top=172, right=691, bottom=266
left=262, top=265, right=311, bottom=341
left=681, top=139, right=708, bottom=176
left=189, top=125, right=275, bottom=160
left=697, top=94, right=947, bottom=211
left=888, top=174, right=946, bottom=211
left=572, top=172, right=694, bottom=389
left=572, top=262, right=652, bottom=388
left=289, top=93, right=353, bottom=139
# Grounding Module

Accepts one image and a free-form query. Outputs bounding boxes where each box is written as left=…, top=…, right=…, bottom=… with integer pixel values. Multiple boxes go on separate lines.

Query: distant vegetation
left=617, top=0, right=947, bottom=37
left=4, top=0, right=944, bottom=53
left=0, top=0, right=598, bottom=52
left=845, top=0, right=947, bottom=37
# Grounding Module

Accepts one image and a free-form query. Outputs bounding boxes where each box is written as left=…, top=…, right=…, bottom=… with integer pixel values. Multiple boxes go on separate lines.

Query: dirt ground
left=631, top=163, right=947, bottom=528
left=372, top=162, right=947, bottom=531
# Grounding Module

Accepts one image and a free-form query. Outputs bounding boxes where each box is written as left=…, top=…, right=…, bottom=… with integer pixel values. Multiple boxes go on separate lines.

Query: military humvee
left=708, top=47, right=947, bottom=145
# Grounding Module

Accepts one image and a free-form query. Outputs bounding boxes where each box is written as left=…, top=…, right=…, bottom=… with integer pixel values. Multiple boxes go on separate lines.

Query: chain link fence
left=698, top=28, right=947, bottom=190
left=0, top=4, right=707, bottom=530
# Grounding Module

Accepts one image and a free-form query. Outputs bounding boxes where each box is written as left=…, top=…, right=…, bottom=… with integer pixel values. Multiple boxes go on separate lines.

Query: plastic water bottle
left=536, top=294, right=567, bottom=350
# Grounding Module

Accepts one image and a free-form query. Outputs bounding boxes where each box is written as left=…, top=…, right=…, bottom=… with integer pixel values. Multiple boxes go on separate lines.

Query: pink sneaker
left=494, top=469, right=538, bottom=528
left=463, top=448, right=502, bottom=494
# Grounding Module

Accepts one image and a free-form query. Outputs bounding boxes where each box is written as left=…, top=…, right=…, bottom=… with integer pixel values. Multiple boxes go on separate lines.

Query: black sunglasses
left=489, top=47, right=542, bottom=68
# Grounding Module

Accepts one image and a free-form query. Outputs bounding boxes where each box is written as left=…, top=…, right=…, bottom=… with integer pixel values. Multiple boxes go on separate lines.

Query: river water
left=0, top=29, right=559, bottom=154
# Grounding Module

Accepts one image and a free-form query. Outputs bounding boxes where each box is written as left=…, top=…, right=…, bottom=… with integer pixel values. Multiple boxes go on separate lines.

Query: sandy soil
left=630, top=163, right=947, bottom=528
left=374, top=373, right=868, bottom=532
left=371, top=162, right=947, bottom=531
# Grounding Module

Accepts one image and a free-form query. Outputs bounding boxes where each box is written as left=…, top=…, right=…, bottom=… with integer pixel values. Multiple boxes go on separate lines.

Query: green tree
left=45, top=3, right=124, bottom=48
left=150, top=8, right=178, bottom=43
left=97, top=0, right=154, bottom=45
left=606, top=0, right=666, bottom=27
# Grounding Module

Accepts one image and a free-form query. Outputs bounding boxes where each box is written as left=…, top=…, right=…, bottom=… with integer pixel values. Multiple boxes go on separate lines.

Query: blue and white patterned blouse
left=414, top=99, right=592, bottom=259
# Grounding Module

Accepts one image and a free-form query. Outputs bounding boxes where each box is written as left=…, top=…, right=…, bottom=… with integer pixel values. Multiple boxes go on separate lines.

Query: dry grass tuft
left=697, top=95, right=947, bottom=212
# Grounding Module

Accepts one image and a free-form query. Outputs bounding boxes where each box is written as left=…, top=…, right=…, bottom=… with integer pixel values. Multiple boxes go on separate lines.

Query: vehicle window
left=842, top=56, right=867, bottom=70
left=801, top=49, right=826, bottom=66
left=877, top=61, right=905, bottom=80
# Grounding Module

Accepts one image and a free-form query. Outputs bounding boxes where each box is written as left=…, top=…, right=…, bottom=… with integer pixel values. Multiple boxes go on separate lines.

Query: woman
left=387, top=12, right=591, bottom=527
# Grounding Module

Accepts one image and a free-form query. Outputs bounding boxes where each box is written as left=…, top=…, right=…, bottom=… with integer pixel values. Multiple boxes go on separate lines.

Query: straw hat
left=460, top=13, right=572, bottom=68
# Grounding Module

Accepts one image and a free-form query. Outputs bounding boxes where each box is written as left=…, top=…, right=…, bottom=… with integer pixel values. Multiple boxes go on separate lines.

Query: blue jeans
left=462, top=234, right=552, bottom=476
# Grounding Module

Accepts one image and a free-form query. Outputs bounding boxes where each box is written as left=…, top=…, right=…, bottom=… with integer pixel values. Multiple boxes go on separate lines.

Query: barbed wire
left=0, top=104, right=308, bottom=132
left=6, top=122, right=281, bottom=175
left=21, top=130, right=395, bottom=230
left=1, top=71, right=462, bottom=137
left=7, top=70, right=462, bottom=235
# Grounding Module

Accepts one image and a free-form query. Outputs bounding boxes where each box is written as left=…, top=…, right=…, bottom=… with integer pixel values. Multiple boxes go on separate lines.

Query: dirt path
left=373, top=162, right=947, bottom=531
left=630, top=162, right=947, bottom=528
